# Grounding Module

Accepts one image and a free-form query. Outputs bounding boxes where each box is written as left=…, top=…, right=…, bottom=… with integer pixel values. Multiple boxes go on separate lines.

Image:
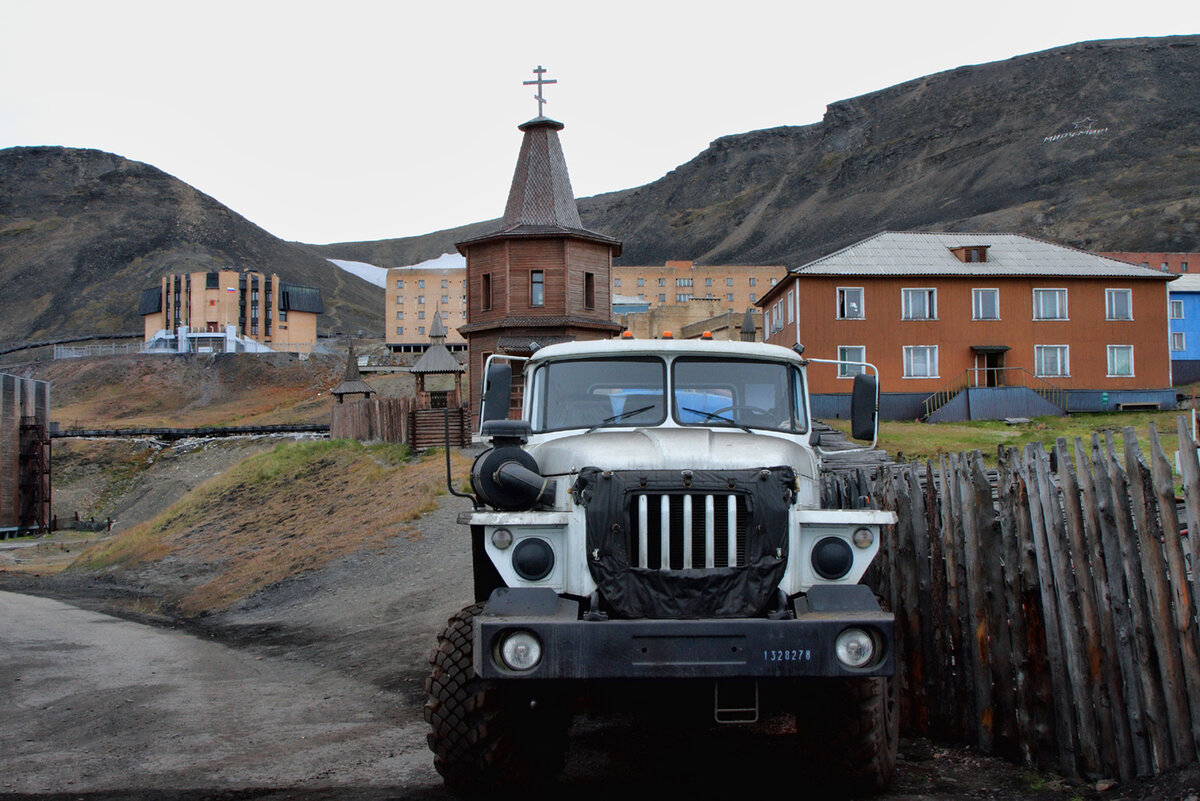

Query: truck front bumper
left=474, top=586, right=894, bottom=681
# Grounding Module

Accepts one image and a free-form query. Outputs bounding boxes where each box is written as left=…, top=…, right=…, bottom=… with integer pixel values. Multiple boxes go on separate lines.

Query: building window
left=396, top=279, right=404, bottom=289
left=972, top=288, right=999, bottom=320
left=1172, top=332, right=1186, bottom=351
left=658, top=278, right=666, bottom=287
left=637, top=278, right=645, bottom=287
left=529, top=270, right=544, bottom=307
left=1183, top=262, right=1190, bottom=273
left=902, top=288, right=937, bottom=320
left=395, top=295, right=404, bottom=306
left=726, top=277, right=734, bottom=287
left=1171, top=299, right=1185, bottom=319
left=441, top=295, right=449, bottom=304
left=838, top=346, right=865, bottom=377
left=676, top=278, right=693, bottom=287
left=771, top=300, right=785, bottom=333
left=441, top=279, right=448, bottom=288
left=418, top=326, right=425, bottom=335
left=787, top=290, right=795, bottom=323
left=585, top=273, right=596, bottom=309
left=1162, top=262, right=1170, bottom=271
left=705, top=277, right=713, bottom=287
left=418, top=280, right=425, bottom=289
left=396, top=311, right=403, bottom=319
left=749, top=277, right=757, bottom=286
left=396, top=326, right=403, bottom=335
left=1105, top=288, right=1133, bottom=320
left=482, top=274, right=492, bottom=311
left=418, top=310, right=426, bottom=320
left=637, top=293, right=644, bottom=301
left=659, top=293, right=666, bottom=303
left=1107, top=345, right=1134, bottom=377
left=676, top=293, right=692, bottom=302
left=1033, top=288, right=1068, bottom=320
left=418, top=295, right=425, bottom=305
left=614, top=278, right=622, bottom=287
left=726, top=293, right=734, bottom=302
left=770, top=278, right=778, bottom=286
left=1035, top=345, right=1069, bottom=377
left=903, top=345, right=938, bottom=378
left=837, top=287, right=864, bottom=319
left=749, top=293, right=756, bottom=303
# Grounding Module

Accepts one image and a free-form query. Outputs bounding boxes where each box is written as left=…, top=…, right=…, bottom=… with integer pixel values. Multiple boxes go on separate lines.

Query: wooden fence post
left=923, top=460, right=953, bottom=741
left=1073, top=436, right=1137, bottom=780
left=1054, top=437, right=1115, bottom=776
left=1022, top=442, right=1080, bottom=776
left=1147, top=423, right=1200, bottom=761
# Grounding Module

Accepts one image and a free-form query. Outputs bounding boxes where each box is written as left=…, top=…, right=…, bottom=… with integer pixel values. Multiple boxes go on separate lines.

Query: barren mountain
left=315, top=35, right=1200, bottom=269
left=0, top=147, right=382, bottom=345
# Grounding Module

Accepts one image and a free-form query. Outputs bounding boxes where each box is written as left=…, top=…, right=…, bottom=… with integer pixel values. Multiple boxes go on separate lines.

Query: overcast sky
left=1, top=1, right=1195, bottom=249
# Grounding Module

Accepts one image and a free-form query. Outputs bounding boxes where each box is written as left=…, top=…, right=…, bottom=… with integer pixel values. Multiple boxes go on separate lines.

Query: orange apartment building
left=140, top=268, right=323, bottom=354
left=612, top=260, right=786, bottom=312
left=758, top=232, right=1177, bottom=421
left=1101, top=251, right=1197, bottom=274
left=384, top=260, right=468, bottom=353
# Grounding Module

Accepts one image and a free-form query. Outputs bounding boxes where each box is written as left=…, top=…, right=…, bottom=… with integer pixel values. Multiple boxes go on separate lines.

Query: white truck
left=425, top=336, right=898, bottom=795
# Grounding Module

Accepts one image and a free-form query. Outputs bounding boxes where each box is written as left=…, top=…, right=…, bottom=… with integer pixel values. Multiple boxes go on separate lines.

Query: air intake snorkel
left=471, top=420, right=557, bottom=511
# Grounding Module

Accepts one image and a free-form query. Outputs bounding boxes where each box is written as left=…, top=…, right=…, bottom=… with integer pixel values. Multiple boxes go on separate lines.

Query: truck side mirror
left=481, top=361, right=513, bottom=424
left=850, top=373, right=878, bottom=442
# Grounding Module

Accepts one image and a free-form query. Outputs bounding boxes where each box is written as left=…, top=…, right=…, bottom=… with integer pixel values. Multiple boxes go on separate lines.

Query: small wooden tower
left=330, top=342, right=376, bottom=404
left=740, top=308, right=758, bottom=342
left=457, top=67, right=623, bottom=419
left=410, top=311, right=466, bottom=408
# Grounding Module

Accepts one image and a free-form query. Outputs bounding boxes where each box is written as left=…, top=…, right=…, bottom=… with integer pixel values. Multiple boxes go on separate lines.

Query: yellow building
left=383, top=257, right=781, bottom=352
left=385, top=259, right=468, bottom=353
left=140, top=268, right=323, bottom=354
left=612, top=260, right=786, bottom=312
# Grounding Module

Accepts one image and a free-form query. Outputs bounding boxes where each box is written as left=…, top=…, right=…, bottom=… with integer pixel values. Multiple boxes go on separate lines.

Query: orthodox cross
left=523, top=65, right=556, bottom=117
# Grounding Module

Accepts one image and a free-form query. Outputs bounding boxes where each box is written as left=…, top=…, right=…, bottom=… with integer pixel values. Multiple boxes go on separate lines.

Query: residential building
left=757, top=232, right=1177, bottom=421
left=385, top=258, right=468, bottom=353
left=1168, top=274, right=1200, bottom=386
left=1, top=373, right=50, bottom=534
left=140, top=269, right=323, bottom=354
left=616, top=298, right=761, bottom=341
left=611, top=261, right=786, bottom=312
left=1101, top=251, right=1197, bottom=274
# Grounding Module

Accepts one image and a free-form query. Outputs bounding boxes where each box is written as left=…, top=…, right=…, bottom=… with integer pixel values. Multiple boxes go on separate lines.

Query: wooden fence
left=829, top=418, right=1200, bottom=781
left=330, top=398, right=471, bottom=450
left=330, top=397, right=414, bottom=444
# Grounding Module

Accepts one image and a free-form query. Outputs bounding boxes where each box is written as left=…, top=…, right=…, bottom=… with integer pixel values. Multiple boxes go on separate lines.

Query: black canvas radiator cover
left=572, top=466, right=795, bottom=619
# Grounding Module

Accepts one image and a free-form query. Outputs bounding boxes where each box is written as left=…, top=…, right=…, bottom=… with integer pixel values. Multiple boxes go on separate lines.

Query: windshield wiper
left=680, top=406, right=754, bottom=434
left=585, top=404, right=657, bottom=434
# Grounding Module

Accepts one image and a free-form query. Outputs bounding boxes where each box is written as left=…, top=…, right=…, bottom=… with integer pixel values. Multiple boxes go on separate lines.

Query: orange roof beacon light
left=621, top=330, right=634, bottom=339
left=701, top=331, right=713, bottom=340
left=662, top=331, right=673, bottom=339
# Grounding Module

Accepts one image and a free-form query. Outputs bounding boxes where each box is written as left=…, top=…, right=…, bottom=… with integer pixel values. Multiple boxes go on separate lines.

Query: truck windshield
left=673, top=358, right=807, bottom=433
left=532, top=358, right=667, bottom=432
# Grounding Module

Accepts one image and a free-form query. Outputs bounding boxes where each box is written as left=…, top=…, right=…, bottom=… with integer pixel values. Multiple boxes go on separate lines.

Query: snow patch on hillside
left=328, top=253, right=466, bottom=287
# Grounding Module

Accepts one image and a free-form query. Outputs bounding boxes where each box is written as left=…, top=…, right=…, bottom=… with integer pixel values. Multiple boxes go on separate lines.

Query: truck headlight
left=498, top=630, right=543, bottom=671
left=852, top=526, right=874, bottom=549
left=512, top=538, right=555, bottom=581
left=835, top=628, right=875, bottom=669
left=811, top=536, right=853, bottom=579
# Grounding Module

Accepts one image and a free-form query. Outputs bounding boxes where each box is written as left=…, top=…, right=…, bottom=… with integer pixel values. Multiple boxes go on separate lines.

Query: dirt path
left=0, top=591, right=447, bottom=798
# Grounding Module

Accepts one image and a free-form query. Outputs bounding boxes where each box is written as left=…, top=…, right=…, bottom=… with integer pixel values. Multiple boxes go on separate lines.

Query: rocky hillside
left=0, top=147, right=382, bottom=345
left=314, top=35, right=1200, bottom=268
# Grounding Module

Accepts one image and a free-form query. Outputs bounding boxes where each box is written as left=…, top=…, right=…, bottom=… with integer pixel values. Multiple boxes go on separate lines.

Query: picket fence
left=824, top=418, right=1200, bottom=780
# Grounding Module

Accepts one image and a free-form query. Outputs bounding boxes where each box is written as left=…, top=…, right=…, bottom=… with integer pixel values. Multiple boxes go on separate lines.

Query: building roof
left=280, top=282, right=324, bottom=314
left=411, top=344, right=464, bottom=373
left=789, top=232, right=1178, bottom=279
left=139, top=287, right=162, bottom=315
left=1170, top=274, right=1200, bottom=292
left=331, top=343, right=375, bottom=398
left=455, top=117, right=621, bottom=256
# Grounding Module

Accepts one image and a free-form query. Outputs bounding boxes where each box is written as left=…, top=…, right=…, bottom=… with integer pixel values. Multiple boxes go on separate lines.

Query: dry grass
left=70, top=439, right=472, bottom=616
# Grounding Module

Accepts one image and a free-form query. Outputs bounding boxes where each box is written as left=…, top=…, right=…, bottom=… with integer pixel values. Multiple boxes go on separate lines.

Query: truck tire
left=795, top=675, right=898, bottom=796
left=424, top=602, right=569, bottom=796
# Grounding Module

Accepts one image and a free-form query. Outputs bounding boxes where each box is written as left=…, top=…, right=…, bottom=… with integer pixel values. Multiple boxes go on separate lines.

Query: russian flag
left=227, top=287, right=237, bottom=292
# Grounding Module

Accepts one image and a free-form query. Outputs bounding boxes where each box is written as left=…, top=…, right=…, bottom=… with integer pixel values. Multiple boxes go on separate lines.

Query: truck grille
left=630, top=493, right=749, bottom=570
